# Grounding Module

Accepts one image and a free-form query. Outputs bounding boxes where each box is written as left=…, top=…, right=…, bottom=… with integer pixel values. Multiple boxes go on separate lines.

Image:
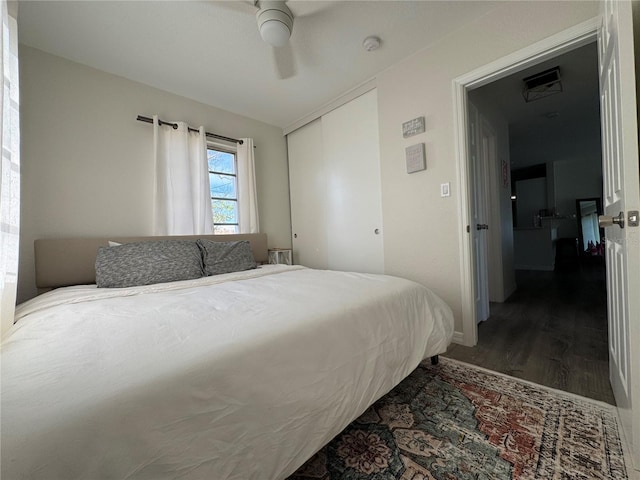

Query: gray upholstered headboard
left=34, top=233, right=269, bottom=291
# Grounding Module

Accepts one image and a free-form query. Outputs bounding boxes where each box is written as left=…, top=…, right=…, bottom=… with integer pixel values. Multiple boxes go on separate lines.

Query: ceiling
left=17, top=0, right=501, bottom=129
left=469, top=42, right=601, bottom=169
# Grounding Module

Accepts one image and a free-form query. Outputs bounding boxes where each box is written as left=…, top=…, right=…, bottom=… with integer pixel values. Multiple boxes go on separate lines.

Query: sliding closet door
left=287, top=118, right=328, bottom=269
left=322, top=90, right=384, bottom=274
left=287, top=89, right=384, bottom=273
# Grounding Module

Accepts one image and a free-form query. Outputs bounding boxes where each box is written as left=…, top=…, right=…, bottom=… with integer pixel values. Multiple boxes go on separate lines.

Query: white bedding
left=1, top=265, right=453, bottom=480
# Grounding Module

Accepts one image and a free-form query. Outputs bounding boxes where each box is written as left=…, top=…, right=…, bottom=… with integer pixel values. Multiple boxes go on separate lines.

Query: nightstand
left=268, top=248, right=293, bottom=265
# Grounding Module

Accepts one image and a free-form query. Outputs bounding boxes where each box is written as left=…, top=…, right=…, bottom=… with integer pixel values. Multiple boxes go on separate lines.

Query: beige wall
left=376, top=1, right=599, bottom=334
left=18, top=46, right=291, bottom=303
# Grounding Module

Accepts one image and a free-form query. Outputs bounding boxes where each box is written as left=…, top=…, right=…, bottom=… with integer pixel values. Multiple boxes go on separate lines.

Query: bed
left=1, top=234, right=454, bottom=480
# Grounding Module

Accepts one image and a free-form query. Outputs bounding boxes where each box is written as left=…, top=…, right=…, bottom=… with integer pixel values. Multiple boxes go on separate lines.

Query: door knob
left=476, top=224, right=489, bottom=230
left=598, top=212, right=625, bottom=229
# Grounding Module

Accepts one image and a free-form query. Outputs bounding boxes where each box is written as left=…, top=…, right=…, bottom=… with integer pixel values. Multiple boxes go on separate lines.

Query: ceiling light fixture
left=522, top=66, right=562, bottom=103
left=363, top=36, right=381, bottom=52
left=256, top=1, right=294, bottom=47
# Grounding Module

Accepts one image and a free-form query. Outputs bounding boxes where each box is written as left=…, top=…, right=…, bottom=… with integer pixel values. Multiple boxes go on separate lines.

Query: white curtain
left=237, top=138, right=259, bottom=233
left=0, top=0, right=20, bottom=337
left=153, top=116, right=214, bottom=235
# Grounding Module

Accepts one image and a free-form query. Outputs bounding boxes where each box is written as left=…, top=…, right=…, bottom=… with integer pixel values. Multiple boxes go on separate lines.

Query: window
left=208, top=147, right=239, bottom=234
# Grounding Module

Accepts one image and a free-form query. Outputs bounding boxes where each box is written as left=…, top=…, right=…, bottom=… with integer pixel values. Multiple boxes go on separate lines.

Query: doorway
left=447, top=39, right=611, bottom=403
left=451, top=6, right=639, bottom=468
left=450, top=18, right=601, bottom=345
left=446, top=16, right=609, bottom=385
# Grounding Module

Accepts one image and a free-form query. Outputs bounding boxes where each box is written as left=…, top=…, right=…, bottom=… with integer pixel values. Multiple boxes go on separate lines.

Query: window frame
left=207, top=144, right=239, bottom=234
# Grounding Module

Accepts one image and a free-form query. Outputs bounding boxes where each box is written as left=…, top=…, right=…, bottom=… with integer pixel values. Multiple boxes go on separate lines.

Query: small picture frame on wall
left=402, top=116, right=426, bottom=138
left=405, top=143, right=426, bottom=174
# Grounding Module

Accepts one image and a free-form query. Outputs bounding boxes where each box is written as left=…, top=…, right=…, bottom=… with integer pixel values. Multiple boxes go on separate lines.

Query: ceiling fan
left=255, top=1, right=294, bottom=47
left=216, top=0, right=330, bottom=79
left=254, top=0, right=297, bottom=79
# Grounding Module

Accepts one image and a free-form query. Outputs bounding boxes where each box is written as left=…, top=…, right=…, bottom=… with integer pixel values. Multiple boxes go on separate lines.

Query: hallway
left=444, top=261, right=614, bottom=404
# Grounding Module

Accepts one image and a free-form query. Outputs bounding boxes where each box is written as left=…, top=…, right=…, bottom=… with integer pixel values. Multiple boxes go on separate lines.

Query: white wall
left=18, top=46, right=291, bottom=302
left=375, top=1, right=599, bottom=334
left=516, top=178, right=547, bottom=228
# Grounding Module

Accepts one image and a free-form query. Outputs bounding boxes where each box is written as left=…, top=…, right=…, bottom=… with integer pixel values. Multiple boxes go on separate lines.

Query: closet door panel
left=286, top=118, right=328, bottom=269
left=322, top=89, right=384, bottom=274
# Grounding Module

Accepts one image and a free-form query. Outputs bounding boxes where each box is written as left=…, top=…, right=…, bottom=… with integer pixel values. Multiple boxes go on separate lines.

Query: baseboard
left=501, top=283, right=517, bottom=302
left=452, top=331, right=465, bottom=345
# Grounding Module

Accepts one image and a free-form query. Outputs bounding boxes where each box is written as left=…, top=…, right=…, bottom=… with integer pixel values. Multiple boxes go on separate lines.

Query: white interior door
left=322, top=89, right=384, bottom=274
left=468, top=102, right=490, bottom=323
left=287, top=118, right=328, bottom=269
left=481, top=118, right=502, bottom=302
left=598, top=0, right=640, bottom=469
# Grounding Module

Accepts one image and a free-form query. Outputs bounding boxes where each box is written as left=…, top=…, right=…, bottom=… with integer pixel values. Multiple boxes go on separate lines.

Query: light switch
left=441, top=183, right=451, bottom=197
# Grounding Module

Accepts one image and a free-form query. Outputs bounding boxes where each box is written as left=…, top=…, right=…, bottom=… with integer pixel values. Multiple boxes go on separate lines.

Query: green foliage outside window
left=208, top=148, right=239, bottom=233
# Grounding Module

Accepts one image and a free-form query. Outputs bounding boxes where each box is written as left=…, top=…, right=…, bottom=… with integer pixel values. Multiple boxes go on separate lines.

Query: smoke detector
left=363, top=36, right=381, bottom=52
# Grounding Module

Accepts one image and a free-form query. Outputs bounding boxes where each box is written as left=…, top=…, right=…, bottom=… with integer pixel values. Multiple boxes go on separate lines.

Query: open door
left=468, top=102, right=490, bottom=323
left=598, top=0, right=640, bottom=469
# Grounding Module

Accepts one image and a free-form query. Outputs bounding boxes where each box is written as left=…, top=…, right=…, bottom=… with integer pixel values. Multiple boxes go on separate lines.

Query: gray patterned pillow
left=197, top=239, right=257, bottom=276
left=95, top=240, right=204, bottom=288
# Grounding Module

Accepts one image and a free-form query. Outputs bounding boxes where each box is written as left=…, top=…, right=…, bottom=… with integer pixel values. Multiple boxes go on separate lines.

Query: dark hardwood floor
left=444, top=259, right=615, bottom=404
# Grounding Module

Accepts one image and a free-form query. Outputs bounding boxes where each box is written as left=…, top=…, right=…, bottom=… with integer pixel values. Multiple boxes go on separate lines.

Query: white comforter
left=1, top=265, right=453, bottom=480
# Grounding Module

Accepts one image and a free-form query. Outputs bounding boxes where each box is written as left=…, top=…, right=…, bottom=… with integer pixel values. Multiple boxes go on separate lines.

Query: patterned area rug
left=288, top=357, right=629, bottom=480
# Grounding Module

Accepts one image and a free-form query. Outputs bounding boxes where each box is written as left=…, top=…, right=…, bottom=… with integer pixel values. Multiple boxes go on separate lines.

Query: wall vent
left=522, top=66, right=562, bottom=103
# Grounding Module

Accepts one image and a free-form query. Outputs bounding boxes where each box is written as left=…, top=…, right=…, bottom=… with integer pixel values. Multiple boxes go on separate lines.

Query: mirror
left=576, top=198, right=603, bottom=256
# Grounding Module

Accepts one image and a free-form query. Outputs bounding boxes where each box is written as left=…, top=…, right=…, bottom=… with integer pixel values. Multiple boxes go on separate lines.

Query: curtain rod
left=136, top=115, right=243, bottom=145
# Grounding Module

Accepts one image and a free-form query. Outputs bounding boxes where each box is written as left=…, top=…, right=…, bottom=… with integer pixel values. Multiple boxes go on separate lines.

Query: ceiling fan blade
left=272, top=43, right=296, bottom=79
left=210, top=0, right=256, bottom=15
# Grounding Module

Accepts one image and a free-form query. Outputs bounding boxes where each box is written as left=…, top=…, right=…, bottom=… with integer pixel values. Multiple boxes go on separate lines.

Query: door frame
left=452, top=17, right=600, bottom=347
